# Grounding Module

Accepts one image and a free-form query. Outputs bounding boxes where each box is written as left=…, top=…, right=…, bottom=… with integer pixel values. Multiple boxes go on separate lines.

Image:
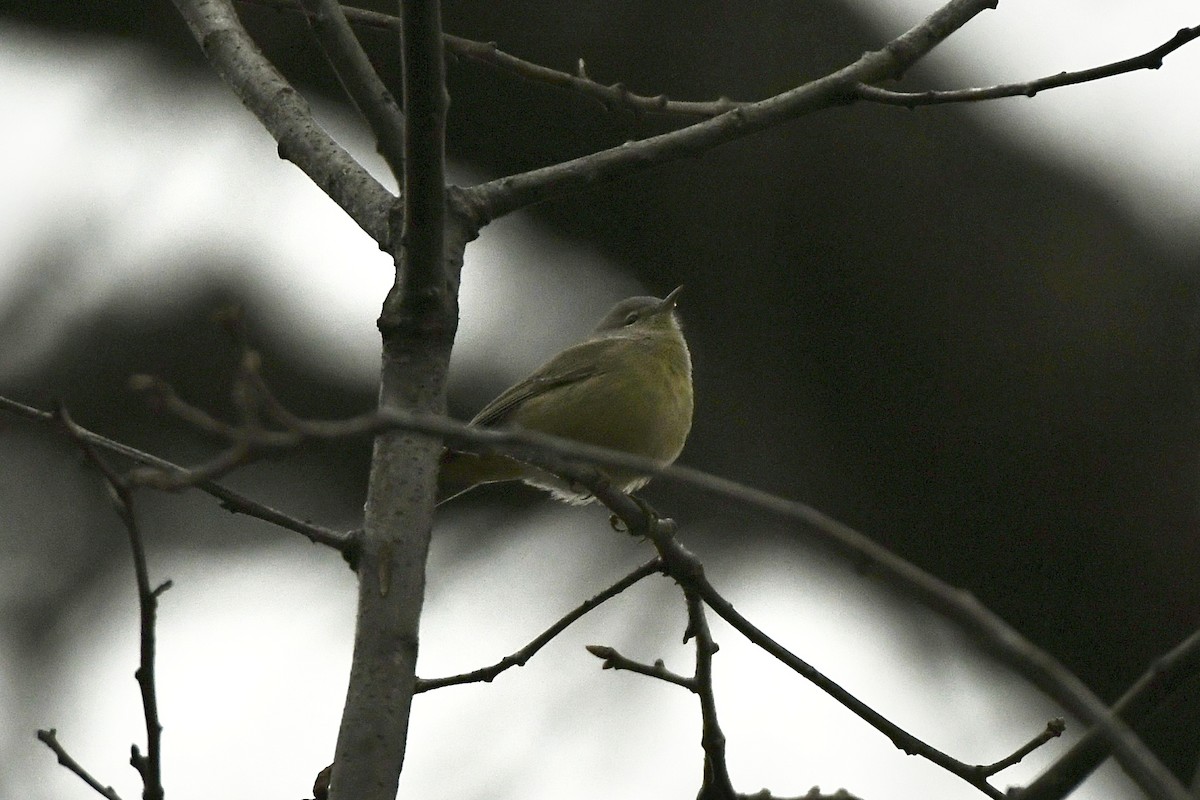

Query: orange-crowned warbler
left=437, top=286, right=693, bottom=504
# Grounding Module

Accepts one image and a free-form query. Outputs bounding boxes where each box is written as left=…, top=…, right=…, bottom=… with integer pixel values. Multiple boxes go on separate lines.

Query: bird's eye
left=623, top=312, right=639, bottom=326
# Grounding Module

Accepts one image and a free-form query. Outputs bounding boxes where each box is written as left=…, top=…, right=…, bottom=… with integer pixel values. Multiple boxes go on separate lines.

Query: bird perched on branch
left=437, top=286, right=693, bottom=505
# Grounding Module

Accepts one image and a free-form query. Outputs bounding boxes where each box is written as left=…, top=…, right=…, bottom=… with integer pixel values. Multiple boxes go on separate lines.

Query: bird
left=437, top=286, right=693, bottom=505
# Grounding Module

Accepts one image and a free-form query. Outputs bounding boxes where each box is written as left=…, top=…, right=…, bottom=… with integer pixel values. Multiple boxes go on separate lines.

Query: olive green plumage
left=438, top=287, right=693, bottom=505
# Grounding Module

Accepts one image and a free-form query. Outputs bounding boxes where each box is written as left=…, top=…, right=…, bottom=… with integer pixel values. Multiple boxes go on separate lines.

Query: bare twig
left=240, top=0, right=746, bottom=118
left=374, top=405, right=1187, bottom=799
left=11, top=369, right=1188, bottom=797
left=665, top=542, right=1001, bottom=797
left=128, top=440, right=254, bottom=491
left=36, top=729, right=125, bottom=800
left=571, top=480, right=1187, bottom=800
left=21, top=370, right=1185, bottom=797
left=12, top=374, right=1194, bottom=796
left=241, top=2, right=1200, bottom=125
left=416, top=558, right=663, bottom=692
left=1017, top=629, right=1200, bottom=800
left=686, top=590, right=735, bottom=800
left=0, top=395, right=353, bottom=552
left=169, top=0, right=394, bottom=245
left=298, top=0, right=405, bottom=181
left=129, top=375, right=252, bottom=441
left=584, top=586, right=734, bottom=796
left=978, top=718, right=1065, bottom=778
left=93, top=378, right=1178, bottom=790
left=448, top=41, right=743, bottom=118
left=460, top=0, right=1000, bottom=222
left=858, top=24, right=1200, bottom=107
left=57, top=407, right=166, bottom=800
left=586, top=644, right=695, bottom=690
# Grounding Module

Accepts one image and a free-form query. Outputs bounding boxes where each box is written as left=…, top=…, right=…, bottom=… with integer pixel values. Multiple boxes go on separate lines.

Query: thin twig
left=6, top=375, right=1187, bottom=798
left=57, top=408, right=166, bottom=800
left=978, top=718, right=1065, bottom=778
left=36, top=729, right=125, bottom=800
left=576, top=479, right=1186, bottom=800
left=586, top=644, right=695, bottom=690
left=858, top=24, right=1200, bottom=107
left=0, top=395, right=353, bottom=553
left=128, top=375, right=248, bottom=440
left=87, top=376, right=1182, bottom=794
left=1017, top=629, right=1200, bottom=800
left=128, top=374, right=298, bottom=447
left=169, top=0, right=394, bottom=246
left=12, top=372, right=1185, bottom=797
left=686, top=590, right=736, bottom=800
left=298, top=0, right=406, bottom=181
left=586, top=487, right=1009, bottom=797
left=240, top=2, right=1200, bottom=126
left=127, top=440, right=254, bottom=491
left=460, top=0, right=1000, bottom=223
left=238, top=0, right=746, bottom=118
left=416, top=558, right=663, bottom=692
left=447, top=41, right=742, bottom=118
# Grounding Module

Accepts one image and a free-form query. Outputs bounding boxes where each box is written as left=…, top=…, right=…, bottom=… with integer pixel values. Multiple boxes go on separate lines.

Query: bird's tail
left=436, top=450, right=523, bottom=505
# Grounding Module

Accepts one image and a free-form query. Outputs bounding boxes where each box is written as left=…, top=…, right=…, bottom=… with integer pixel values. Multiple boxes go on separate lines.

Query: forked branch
left=298, top=0, right=406, bottom=179
left=169, top=0, right=394, bottom=244
left=858, top=24, right=1200, bottom=106
left=0, top=395, right=353, bottom=553
left=416, top=558, right=664, bottom=692
left=8, top=346, right=1185, bottom=798
left=245, top=2, right=1200, bottom=122
left=53, top=407, right=168, bottom=800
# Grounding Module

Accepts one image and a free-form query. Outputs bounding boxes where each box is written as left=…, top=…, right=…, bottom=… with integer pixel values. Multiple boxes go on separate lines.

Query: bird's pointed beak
left=658, top=285, right=684, bottom=313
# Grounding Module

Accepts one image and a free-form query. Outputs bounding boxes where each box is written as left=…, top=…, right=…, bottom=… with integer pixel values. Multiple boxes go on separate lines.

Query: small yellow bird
left=437, top=287, right=693, bottom=504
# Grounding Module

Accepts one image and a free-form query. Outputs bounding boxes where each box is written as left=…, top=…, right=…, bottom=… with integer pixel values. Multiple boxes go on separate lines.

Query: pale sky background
left=2, top=3, right=1198, bottom=799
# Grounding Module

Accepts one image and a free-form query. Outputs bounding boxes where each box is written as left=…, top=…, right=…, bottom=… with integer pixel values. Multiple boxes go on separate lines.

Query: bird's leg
left=608, top=492, right=660, bottom=538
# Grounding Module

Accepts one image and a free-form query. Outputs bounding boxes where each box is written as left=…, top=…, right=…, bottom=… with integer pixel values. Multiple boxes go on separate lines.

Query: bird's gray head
left=593, top=286, right=683, bottom=334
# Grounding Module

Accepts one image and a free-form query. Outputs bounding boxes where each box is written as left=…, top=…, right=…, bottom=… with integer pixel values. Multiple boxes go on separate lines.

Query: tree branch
left=573, top=481, right=1188, bottom=800
left=169, top=0, right=394, bottom=245
left=37, top=367, right=1184, bottom=798
left=241, top=0, right=747, bottom=118
left=103, top=374, right=1180, bottom=792
left=591, top=492, right=1008, bottom=799
left=1016, top=629, right=1200, bottom=800
left=327, top=2, right=455, bottom=799
left=978, top=718, right=1065, bottom=778
left=586, top=644, right=696, bottom=691
left=390, top=0, right=447, bottom=309
left=858, top=24, right=1200, bottom=107
left=298, top=0, right=406, bottom=181
left=686, top=590, right=735, bottom=800
left=0, top=395, right=353, bottom=553
left=416, top=558, right=663, bottom=692
left=36, top=729, right=125, bottom=800
left=458, top=0, right=999, bottom=222
left=57, top=408, right=167, bottom=800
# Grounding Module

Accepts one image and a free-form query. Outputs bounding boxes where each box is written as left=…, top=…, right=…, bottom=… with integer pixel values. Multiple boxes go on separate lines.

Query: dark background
left=4, top=0, right=1199, bottom=791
